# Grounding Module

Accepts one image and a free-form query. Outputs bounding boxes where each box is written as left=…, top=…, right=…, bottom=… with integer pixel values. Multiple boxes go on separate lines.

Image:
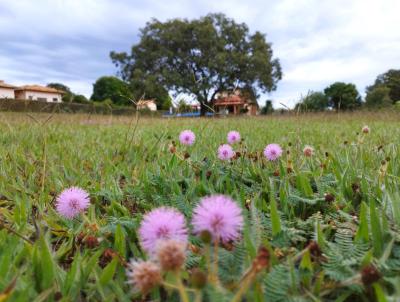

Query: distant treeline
left=293, top=69, right=400, bottom=112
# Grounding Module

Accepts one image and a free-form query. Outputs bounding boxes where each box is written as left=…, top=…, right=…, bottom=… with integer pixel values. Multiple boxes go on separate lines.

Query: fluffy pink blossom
left=139, top=207, right=188, bottom=254
left=263, top=144, right=283, bottom=161
left=179, top=130, right=196, bottom=145
left=303, top=145, right=314, bottom=157
left=192, top=195, right=243, bottom=243
left=227, top=131, right=241, bottom=144
left=218, top=144, right=235, bottom=160
left=362, top=125, right=370, bottom=134
left=56, top=187, right=90, bottom=219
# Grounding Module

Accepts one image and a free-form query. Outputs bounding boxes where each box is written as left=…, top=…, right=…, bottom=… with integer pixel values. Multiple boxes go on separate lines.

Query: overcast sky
left=0, top=0, right=399, bottom=107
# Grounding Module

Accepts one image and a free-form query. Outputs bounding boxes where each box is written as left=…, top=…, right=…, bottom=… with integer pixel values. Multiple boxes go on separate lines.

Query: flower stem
left=209, top=238, right=220, bottom=285
left=194, top=290, right=202, bottom=302
left=175, top=271, right=190, bottom=302
left=230, top=270, right=256, bottom=302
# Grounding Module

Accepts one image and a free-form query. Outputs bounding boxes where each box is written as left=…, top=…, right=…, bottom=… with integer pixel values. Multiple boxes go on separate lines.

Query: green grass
left=0, top=111, right=400, bottom=301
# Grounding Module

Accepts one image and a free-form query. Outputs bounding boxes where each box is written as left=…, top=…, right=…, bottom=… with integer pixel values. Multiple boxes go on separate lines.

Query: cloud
left=0, top=0, right=399, bottom=107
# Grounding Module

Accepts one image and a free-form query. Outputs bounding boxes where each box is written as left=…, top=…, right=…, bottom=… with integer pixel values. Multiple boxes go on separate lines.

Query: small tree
left=324, top=82, right=362, bottom=111
left=367, top=69, right=400, bottom=103
left=91, top=76, right=132, bottom=105
left=295, top=91, right=329, bottom=112
left=365, top=86, right=392, bottom=108
left=176, top=99, right=192, bottom=113
left=72, top=94, right=89, bottom=104
left=47, top=83, right=73, bottom=102
left=261, top=100, right=274, bottom=115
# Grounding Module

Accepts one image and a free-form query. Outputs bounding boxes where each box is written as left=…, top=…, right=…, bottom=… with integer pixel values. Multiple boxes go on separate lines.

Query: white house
left=14, top=85, right=63, bottom=103
left=0, top=80, right=17, bottom=99
left=137, top=99, right=157, bottom=111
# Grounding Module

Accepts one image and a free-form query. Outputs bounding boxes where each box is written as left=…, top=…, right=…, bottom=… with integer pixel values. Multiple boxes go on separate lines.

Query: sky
left=0, top=0, right=399, bottom=108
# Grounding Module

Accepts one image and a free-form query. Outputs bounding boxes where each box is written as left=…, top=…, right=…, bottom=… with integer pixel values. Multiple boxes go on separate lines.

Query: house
left=137, top=99, right=157, bottom=111
left=14, top=85, right=64, bottom=103
left=213, top=89, right=259, bottom=115
left=190, top=103, right=201, bottom=111
left=0, top=80, right=17, bottom=99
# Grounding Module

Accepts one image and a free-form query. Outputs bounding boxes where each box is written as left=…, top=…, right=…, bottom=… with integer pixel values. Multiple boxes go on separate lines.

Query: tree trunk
left=200, top=101, right=208, bottom=116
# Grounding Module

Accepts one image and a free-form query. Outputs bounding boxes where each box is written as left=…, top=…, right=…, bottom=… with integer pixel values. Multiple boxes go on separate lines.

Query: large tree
left=366, top=69, right=400, bottom=103
left=91, top=76, right=132, bottom=105
left=324, top=82, right=362, bottom=111
left=110, top=13, right=282, bottom=115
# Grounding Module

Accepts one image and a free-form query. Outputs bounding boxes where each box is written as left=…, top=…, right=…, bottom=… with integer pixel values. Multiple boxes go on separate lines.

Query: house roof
left=0, top=80, right=17, bottom=89
left=214, top=95, right=247, bottom=106
left=15, top=85, right=65, bottom=94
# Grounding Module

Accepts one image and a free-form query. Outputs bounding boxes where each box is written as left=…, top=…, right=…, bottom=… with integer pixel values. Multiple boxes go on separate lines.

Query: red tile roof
left=0, top=80, right=17, bottom=89
left=15, top=85, right=64, bottom=94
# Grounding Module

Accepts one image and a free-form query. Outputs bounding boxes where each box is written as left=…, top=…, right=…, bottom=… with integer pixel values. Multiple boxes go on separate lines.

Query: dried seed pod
left=127, top=260, right=162, bottom=295
left=156, top=240, right=186, bottom=271
left=361, top=264, right=381, bottom=286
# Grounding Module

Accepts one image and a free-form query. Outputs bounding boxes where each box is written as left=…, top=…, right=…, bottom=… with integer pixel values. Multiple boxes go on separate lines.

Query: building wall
left=0, top=87, right=15, bottom=99
left=147, top=103, right=157, bottom=111
left=138, top=102, right=157, bottom=111
left=15, top=91, right=62, bottom=103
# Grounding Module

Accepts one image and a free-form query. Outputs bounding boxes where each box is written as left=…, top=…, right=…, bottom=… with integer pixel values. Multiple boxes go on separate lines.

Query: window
left=28, top=96, right=33, bottom=100
left=37, top=97, right=47, bottom=102
left=53, top=98, right=58, bottom=102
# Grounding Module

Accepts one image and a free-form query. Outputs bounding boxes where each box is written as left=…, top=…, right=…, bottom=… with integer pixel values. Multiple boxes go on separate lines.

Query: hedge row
left=0, top=99, right=154, bottom=116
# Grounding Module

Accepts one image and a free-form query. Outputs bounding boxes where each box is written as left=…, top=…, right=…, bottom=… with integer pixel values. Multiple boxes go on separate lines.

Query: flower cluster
left=177, top=130, right=323, bottom=164
left=126, top=194, right=244, bottom=295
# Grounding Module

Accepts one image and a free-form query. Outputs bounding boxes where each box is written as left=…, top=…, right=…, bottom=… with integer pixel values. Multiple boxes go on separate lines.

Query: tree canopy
left=260, top=100, right=274, bottom=115
left=366, top=69, right=400, bottom=103
left=47, top=83, right=73, bottom=102
left=129, top=70, right=172, bottom=110
left=365, top=86, right=392, bottom=108
left=295, top=91, right=329, bottom=112
left=110, top=13, right=282, bottom=115
left=91, top=76, right=132, bottom=105
left=324, top=82, right=361, bottom=111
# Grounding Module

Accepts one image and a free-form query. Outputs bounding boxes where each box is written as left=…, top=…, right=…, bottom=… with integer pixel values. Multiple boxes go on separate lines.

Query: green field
left=1, top=112, right=400, bottom=301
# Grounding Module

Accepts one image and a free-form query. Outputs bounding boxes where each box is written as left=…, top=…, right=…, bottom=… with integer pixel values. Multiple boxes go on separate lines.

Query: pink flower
left=179, top=130, right=195, bottom=145
left=218, top=144, right=235, bottom=160
left=263, top=144, right=283, bottom=161
left=303, top=145, right=314, bottom=157
left=192, top=195, right=243, bottom=243
left=227, top=131, right=241, bottom=144
left=362, top=125, right=370, bottom=134
left=56, top=187, right=90, bottom=219
left=139, top=207, right=188, bottom=254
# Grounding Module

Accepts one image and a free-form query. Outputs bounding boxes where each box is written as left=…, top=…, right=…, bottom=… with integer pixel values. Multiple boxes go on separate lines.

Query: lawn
left=0, top=111, right=400, bottom=301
